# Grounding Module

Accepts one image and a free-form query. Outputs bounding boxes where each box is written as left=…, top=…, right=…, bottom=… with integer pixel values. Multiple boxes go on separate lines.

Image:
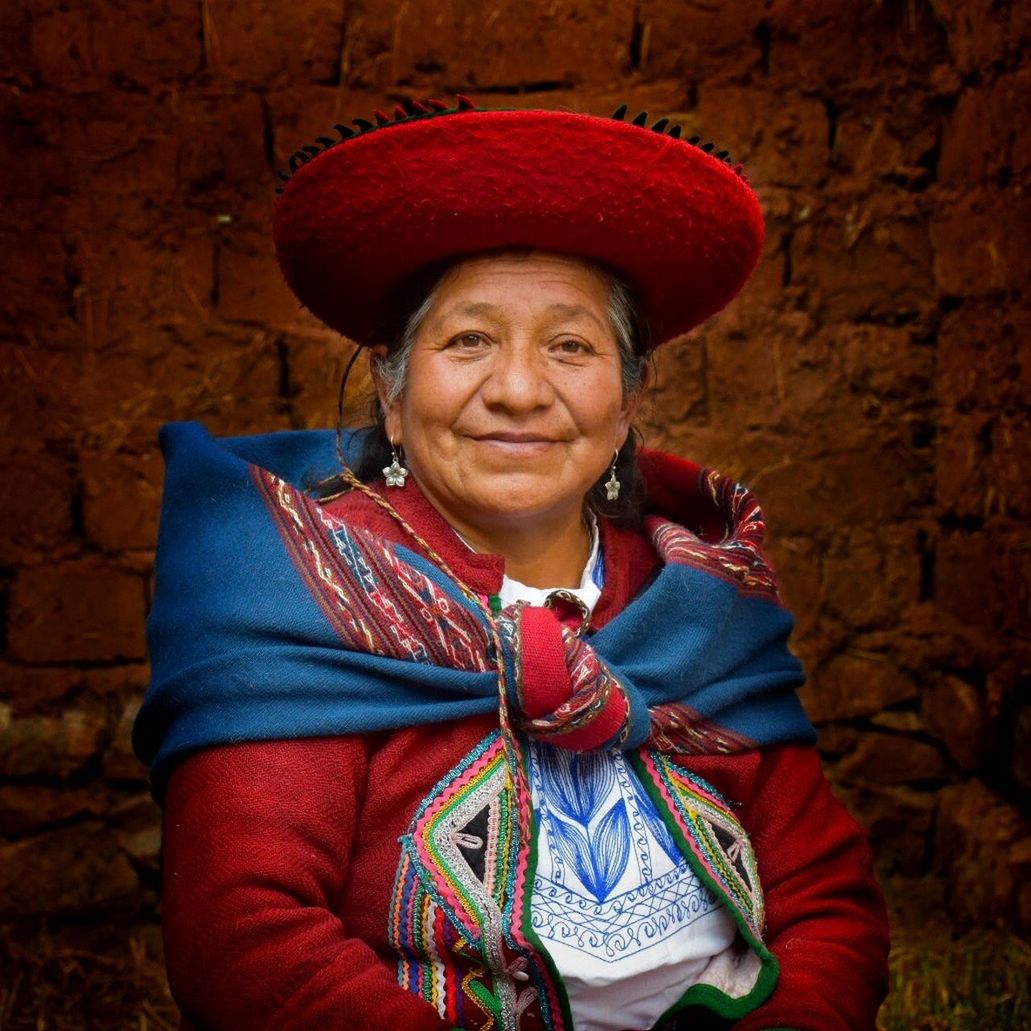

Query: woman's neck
left=451, top=509, right=592, bottom=590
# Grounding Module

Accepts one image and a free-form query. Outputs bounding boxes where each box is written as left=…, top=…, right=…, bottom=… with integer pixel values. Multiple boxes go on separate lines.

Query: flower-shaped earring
left=383, top=441, right=409, bottom=488
left=604, top=450, right=620, bottom=500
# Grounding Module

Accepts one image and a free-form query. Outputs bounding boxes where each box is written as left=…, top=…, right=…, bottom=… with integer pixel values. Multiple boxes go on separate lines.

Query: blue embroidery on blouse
left=528, top=743, right=722, bottom=961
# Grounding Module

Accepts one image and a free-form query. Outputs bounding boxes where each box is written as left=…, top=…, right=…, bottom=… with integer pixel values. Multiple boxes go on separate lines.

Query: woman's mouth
left=472, top=433, right=559, bottom=456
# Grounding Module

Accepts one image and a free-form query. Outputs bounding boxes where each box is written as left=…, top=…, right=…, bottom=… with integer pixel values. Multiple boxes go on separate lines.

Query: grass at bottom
left=0, top=920, right=177, bottom=1030
left=878, top=922, right=1031, bottom=1030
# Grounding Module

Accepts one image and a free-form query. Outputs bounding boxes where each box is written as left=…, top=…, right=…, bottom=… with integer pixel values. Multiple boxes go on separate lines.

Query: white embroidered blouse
left=500, top=521, right=738, bottom=1031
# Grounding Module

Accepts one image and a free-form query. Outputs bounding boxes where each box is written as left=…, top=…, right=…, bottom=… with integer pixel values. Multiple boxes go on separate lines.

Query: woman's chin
left=448, top=473, right=590, bottom=528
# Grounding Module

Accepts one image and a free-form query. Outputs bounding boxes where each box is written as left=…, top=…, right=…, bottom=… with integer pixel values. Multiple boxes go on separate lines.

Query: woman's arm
left=685, top=745, right=890, bottom=1031
left=161, top=736, right=453, bottom=1031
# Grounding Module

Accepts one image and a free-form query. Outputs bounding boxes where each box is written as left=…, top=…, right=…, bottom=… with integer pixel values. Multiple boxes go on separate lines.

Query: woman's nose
left=480, top=344, right=555, bottom=412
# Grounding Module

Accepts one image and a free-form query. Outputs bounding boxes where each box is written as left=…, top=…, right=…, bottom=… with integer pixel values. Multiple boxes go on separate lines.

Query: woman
left=135, top=100, right=889, bottom=1030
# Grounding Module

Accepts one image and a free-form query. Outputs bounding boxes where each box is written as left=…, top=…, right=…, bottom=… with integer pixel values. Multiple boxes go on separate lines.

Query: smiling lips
left=471, top=432, right=562, bottom=455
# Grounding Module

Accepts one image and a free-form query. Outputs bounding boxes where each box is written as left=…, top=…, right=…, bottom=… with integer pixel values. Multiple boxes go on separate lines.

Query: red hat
left=272, top=98, right=764, bottom=350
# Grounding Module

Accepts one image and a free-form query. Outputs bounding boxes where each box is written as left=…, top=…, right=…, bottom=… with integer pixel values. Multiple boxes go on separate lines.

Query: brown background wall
left=1, top=0, right=1029, bottom=997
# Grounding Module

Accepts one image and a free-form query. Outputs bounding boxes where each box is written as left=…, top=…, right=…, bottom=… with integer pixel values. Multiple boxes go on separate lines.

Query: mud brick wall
left=1, top=0, right=1028, bottom=938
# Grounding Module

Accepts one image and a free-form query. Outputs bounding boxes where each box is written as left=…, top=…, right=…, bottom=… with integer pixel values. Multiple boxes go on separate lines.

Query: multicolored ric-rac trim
left=391, top=733, right=775, bottom=1028
left=390, top=732, right=564, bottom=1029
left=632, top=750, right=764, bottom=939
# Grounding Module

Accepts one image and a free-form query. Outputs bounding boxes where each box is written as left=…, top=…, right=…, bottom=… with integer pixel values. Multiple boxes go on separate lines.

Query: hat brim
left=273, top=107, right=764, bottom=348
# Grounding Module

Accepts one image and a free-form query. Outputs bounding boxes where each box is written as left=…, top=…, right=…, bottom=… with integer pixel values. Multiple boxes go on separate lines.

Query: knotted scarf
left=134, top=422, right=814, bottom=793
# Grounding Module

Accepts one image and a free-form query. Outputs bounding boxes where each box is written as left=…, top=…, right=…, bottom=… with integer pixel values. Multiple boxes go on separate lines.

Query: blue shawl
left=134, top=422, right=814, bottom=792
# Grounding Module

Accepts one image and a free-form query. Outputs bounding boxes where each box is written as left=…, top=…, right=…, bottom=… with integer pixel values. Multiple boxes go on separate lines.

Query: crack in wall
left=629, top=2, right=645, bottom=72
left=275, top=337, right=303, bottom=429
left=755, top=18, right=770, bottom=76
left=465, top=79, right=576, bottom=95
left=260, top=95, right=276, bottom=173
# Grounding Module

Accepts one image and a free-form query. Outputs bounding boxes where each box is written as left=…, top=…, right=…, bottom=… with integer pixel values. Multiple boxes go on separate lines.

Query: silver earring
left=604, top=450, right=620, bottom=501
left=383, top=442, right=408, bottom=488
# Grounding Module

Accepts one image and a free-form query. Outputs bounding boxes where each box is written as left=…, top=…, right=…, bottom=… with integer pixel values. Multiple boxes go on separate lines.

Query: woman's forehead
left=431, top=251, right=613, bottom=312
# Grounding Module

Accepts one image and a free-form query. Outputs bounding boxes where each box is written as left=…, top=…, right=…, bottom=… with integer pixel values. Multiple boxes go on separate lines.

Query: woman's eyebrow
left=451, top=301, right=499, bottom=318
left=429, top=301, right=500, bottom=329
left=541, top=302, right=607, bottom=329
left=432, top=300, right=606, bottom=329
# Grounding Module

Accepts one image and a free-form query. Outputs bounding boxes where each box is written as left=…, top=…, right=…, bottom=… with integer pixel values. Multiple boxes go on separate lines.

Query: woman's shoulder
left=592, top=516, right=660, bottom=628
left=318, top=479, right=508, bottom=591
left=318, top=480, right=411, bottom=544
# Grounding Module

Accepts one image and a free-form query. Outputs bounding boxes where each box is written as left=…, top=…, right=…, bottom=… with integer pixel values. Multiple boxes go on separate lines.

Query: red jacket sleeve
left=160, top=736, right=453, bottom=1031
left=687, top=745, right=890, bottom=1031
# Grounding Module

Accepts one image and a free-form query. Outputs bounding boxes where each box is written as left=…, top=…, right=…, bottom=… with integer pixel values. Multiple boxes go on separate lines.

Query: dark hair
left=319, top=251, right=650, bottom=526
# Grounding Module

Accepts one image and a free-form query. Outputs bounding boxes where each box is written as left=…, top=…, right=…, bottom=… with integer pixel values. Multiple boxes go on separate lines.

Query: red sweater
left=160, top=483, right=889, bottom=1030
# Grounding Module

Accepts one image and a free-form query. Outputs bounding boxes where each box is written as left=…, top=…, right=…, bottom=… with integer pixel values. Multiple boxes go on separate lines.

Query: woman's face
left=377, top=252, right=640, bottom=540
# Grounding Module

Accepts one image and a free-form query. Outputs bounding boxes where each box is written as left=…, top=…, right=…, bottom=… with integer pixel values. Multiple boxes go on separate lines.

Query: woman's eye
left=448, top=332, right=488, bottom=349
left=554, top=338, right=592, bottom=355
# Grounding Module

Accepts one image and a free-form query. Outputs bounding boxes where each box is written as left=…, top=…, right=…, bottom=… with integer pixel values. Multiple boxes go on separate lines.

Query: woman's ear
left=617, top=355, right=651, bottom=441
left=617, top=385, right=644, bottom=443
left=369, top=346, right=402, bottom=442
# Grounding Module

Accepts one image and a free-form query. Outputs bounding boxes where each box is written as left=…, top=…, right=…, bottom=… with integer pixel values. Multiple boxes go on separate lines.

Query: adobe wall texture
left=1, top=0, right=1028, bottom=942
